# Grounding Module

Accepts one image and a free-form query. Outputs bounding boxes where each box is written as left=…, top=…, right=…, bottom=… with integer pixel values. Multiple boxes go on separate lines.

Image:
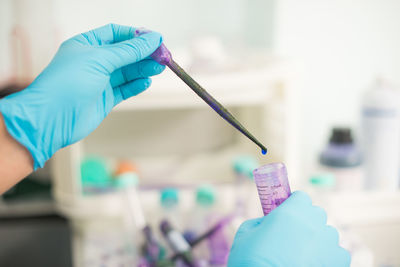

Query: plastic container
left=80, top=157, right=112, bottom=194
left=232, top=156, right=259, bottom=218
left=184, top=185, right=216, bottom=262
left=253, top=163, right=291, bottom=216
left=362, top=79, right=400, bottom=191
left=319, top=128, right=363, bottom=191
left=160, top=220, right=196, bottom=267
left=184, top=186, right=216, bottom=236
left=309, top=173, right=336, bottom=191
left=233, top=155, right=259, bottom=180
left=160, top=188, right=181, bottom=230
left=207, top=226, right=230, bottom=266
left=197, top=186, right=229, bottom=266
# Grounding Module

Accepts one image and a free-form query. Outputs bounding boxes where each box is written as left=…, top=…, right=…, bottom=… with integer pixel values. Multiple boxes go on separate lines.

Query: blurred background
left=1, top=0, right=400, bottom=266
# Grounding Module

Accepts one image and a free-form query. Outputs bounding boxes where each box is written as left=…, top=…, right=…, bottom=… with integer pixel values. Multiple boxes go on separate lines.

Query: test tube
left=253, top=162, right=291, bottom=216
left=160, top=220, right=196, bottom=267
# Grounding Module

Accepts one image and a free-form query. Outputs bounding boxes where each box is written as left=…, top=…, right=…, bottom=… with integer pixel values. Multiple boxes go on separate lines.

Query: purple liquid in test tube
left=253, top=162, right=291, bottom=216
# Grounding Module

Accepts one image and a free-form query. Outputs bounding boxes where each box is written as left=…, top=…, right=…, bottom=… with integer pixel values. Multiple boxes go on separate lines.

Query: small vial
left=160, top=220, right=196, bottom=267
left=253, top=162, right=291, bottom=216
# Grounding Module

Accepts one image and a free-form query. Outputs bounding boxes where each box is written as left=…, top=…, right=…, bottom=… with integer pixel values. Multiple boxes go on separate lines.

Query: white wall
left=0, top=0, right=13, bottom=80
left=274, top=0, right=400, bottom=175
left=0, top=0, right=274, bottom=78
left=52, top=0, right=273, bottom=49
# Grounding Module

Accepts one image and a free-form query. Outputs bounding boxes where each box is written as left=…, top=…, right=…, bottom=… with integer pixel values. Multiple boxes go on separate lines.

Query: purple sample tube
left=160, top=220, right=196, bottom=267
left=207, top=227, right=229, bottom=265
left=253, top=162, right=291, bottom=216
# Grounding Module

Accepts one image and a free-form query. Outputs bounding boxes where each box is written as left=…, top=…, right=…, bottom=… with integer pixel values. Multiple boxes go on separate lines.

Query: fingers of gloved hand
left=264, top=191, right=327, bottom=229
left=108, top=24, right=137, bottom=43
left=324, top=225, right=340, bottom=244
left=303, top=205, right=328, bottom=226
left=230, top=217, right=263, bottom=250
left=100, top=31, right=163, bottom=73
left=333, top=246, right=352, bottom=266
left=236, top=218, right=264, bottom=234
left=74, top=23, right=136, bottom=46
left=110, top=59, right=165, bottom=88
left=266, top=191, right=312, bottom=219
left=284, top=191, right=313, bottom=207
left=309, top=225, right=349, bottom=266
left=316, top=228, right=350, bottom=267
left=113, top=78, right=152, bottom=106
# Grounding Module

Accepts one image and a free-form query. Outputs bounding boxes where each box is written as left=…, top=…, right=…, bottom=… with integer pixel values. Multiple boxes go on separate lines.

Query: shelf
left=54, top=184, right=244, bottom=220
left=114, top=63, right=288, bottom=111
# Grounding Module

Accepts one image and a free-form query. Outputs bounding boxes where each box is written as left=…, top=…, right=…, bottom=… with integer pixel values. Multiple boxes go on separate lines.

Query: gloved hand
left=228, top=191, right=351, bottom=267
left=0, top=24, right=165, bottom=169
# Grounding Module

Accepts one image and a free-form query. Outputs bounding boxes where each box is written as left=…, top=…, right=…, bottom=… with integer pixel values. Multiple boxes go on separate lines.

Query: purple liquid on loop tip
left=253, top=163, right=291, bottom=216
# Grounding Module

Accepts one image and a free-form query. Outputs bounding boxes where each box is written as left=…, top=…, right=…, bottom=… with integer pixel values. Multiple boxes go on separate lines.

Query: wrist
left=0, top=91, right=51, bottom=169
left=0, top=112, right=33, bottom=193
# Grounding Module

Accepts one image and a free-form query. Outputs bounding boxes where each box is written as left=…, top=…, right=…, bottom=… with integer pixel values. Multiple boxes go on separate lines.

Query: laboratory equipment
left=141, top=226, right=170, bottom=267
left=114, top=161, right=142, bottom=227
left=187, top=213, right=231, bottom=266
left=253, top=162, right=291, bottom=216
left=81, top=157, right=112, bottom=194
left=160, top=220, right=197, bottom=267
left=362, top=79, right=400, bottom=191
left=185, top=185, right=216, bottom=263
left=207, top=225, right=229, bottom=266
left=160, top=188, right=182, bottom=230
left=309, top=173, right=336, bottom=192
left=115, top=161, right=139, bottom=178
left=134, top=29, right=267, bottom=155
left=172, top=215, right=233, bottom=260
left=187, top=185, right=216, bottom=234
left=232, top=155, right=258, bottom=217
left=114, top=161, right=144, bottom=265
left=233, top=156, right=259, bottom=181
left=114, top=162, right=173, bottom=267
left=319, top=127, right=363, bottom=191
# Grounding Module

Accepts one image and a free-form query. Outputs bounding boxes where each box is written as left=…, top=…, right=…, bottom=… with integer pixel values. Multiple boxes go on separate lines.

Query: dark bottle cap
left=143, top=225, right=155, bottom=242
left=160, top=220, right=172, bottom=235
left=329, top=127, right=353, bottom=144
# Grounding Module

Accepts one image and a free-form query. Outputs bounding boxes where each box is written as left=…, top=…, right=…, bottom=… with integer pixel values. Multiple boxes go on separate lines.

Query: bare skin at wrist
left=0, top=113, right=33, bottom=194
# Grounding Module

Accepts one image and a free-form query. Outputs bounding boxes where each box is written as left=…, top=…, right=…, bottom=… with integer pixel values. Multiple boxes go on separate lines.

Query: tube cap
left=330, top=128, right=353, bottom=144
left=233, top=155, right=259, bottom=179
left=81, top=157, right=111, bottom=187
left=196, top=185, right=216, bottom=206
left=161, top=188, right=179, bottom=208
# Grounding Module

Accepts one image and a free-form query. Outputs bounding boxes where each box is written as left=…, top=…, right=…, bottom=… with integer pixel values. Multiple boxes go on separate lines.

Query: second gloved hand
left=228, top=191, right=351, bottom=267
left=0, top=24, right=165, bottom=169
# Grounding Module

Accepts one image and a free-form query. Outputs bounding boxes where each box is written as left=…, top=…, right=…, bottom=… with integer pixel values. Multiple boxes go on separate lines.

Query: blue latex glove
left=228, top=191, right=351, bottom=267
left=0, top=24, right=165, bottom=169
